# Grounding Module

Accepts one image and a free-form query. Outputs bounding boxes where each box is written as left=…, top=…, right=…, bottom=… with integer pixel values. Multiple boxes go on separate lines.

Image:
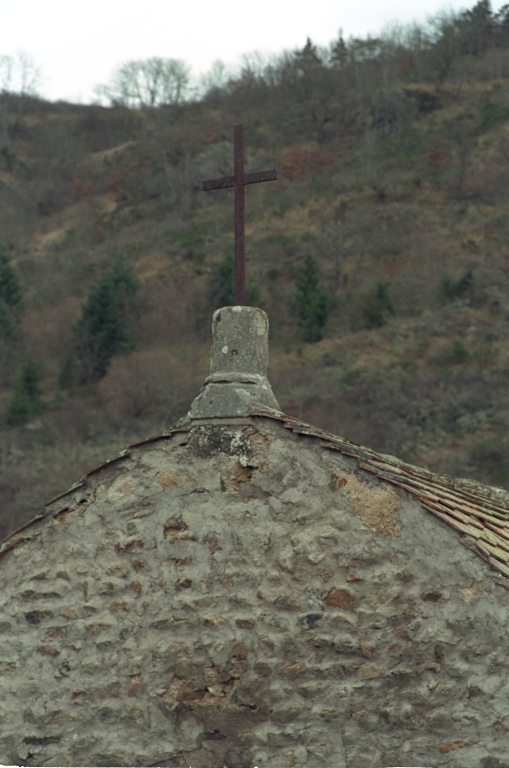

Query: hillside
left=4, top=3, right=509, bottom=537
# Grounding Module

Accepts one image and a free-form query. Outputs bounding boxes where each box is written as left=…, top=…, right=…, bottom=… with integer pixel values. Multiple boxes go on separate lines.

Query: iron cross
left=202, top=124, right=277, bottom=305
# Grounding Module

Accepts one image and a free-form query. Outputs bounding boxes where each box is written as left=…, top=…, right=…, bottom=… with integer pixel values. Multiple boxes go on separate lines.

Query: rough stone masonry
left=0, top=307, right=508, bottom=768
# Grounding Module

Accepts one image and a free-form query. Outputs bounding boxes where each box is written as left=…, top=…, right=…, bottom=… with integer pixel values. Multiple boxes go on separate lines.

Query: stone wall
left=0, top=417, right=508, bottom=768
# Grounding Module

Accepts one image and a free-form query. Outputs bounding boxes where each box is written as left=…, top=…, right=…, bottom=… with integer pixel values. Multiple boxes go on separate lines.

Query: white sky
left=0, top=0, right=506, bottom=104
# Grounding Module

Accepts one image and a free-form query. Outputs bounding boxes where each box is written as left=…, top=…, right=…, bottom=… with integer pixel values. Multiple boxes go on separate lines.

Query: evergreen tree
left=209, top=250, right=260, bottom=309
left=293, top=254, right=333, bottom=342
left=359, top=280, right=395, bottom=329
left=330, top=35, right=349, bottom=69
left=294, top=38, right=322, bottom=74
left=62, top=256, right=139, bottom=385
left=0, top=245, right=22, bottom=341
left=4, top=358, right=46, bottom=425
left=458, top=0, right=494, bottom=55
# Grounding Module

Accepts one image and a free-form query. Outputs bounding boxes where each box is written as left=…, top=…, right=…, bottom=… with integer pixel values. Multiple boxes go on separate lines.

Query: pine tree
left=0, top=245, right=22, bottom=341
left=4, top=358, right=46, bottom=425
left=62, top=256, right=139, bottom=385
left=293, top=254, right=333, bottom=342
left=209, top=250, right=260, bottom=309
left=459, top=0, right=494, bottom=55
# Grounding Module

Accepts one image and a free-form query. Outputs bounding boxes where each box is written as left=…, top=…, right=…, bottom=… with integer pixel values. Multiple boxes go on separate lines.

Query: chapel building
left=0, top=306, right=508, bottom=768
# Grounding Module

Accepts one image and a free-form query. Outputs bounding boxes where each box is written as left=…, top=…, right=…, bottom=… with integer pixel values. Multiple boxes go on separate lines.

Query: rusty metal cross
left=202, top=124, right=277, bottom=305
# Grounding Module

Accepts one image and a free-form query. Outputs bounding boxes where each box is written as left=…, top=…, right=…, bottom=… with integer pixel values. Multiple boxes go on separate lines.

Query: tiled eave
left=254, top=410, right=509, bottom=590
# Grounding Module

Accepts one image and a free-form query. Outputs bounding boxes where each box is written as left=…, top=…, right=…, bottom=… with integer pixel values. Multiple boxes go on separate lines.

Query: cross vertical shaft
left=202, top=124, right=277, bottom=306
left=234, top=125, right=246, bottom=305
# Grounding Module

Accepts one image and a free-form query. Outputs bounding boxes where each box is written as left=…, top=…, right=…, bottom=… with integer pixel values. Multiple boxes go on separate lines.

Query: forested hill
left=3, top=0, right=509, bottom=537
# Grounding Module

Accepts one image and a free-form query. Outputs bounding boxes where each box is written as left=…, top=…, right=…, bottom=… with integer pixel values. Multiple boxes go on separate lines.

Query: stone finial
left=188, top=306, right=281, bottom=419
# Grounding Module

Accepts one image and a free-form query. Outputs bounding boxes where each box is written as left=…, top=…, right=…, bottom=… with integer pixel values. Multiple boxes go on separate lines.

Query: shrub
left=97, top=349, right=193, bottom=423
left=470, top=437, right=509, bottom=485
left=293, top=254, right=333, bottom=342
left=280, top=143, right=338, bottom=182
left=61, top=256, right=139, bottom=385
left=478, top=101, right=509, bottom=132
left=174, top=222, right=214, bottom=248
left=438, top=268, right=473, bottom=302
left=449, top=341, right=470, bottom=363
left=209, top=250, right=260, bottom=308
left=4, top=358, right=46, bottom=425
left=0, top=301, right=17, bottom=341
left=359, top=280, right=395, bottom=329
left=0, top=146, right=17, bottom=172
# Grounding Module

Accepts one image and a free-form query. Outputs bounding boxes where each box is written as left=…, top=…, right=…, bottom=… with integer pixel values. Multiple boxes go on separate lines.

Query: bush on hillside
left=97, top=349, right=193, bottom=423
left=438, top=269, right=474, bottom=302
left=359, top=280, right=395, bottom=329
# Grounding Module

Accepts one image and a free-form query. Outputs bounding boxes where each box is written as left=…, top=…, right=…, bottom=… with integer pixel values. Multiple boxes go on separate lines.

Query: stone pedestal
left=188, top=306, right=281, bottom=419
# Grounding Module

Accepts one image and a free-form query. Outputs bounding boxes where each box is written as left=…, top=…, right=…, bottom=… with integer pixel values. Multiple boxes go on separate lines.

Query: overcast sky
left=0, top=0, right=505, bottom=104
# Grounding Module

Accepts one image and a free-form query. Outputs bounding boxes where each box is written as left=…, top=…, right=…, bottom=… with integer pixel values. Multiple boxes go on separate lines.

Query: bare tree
left=96, top=57, right=190, bottom=108
left=0, top=51, right=41, bottom=141
left=0, top=57, right=11, bottom=141
left=0, top=56, right=13, bottom=93
left=0, top=51, right=41, bottom=96
left=199, top=60, right=231, bottom=99
left=16, top=51, right=41, bottom=96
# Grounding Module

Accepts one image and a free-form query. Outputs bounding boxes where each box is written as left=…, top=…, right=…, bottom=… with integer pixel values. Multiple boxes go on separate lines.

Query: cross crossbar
left=202, top=169, right=277, bottom=192
left=202, top=124, right=277, bottom=305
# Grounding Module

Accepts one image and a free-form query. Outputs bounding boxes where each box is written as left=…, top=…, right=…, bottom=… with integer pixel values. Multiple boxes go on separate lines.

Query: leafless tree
left=0, top=51, right=41, bottom=141
left=0, top=56, right=13, bottom=93
left=96, top=57, right=190, bottom=108
left=199, top=59, right=234, bottom=100
left=0, top=51, right=41, bottom=96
